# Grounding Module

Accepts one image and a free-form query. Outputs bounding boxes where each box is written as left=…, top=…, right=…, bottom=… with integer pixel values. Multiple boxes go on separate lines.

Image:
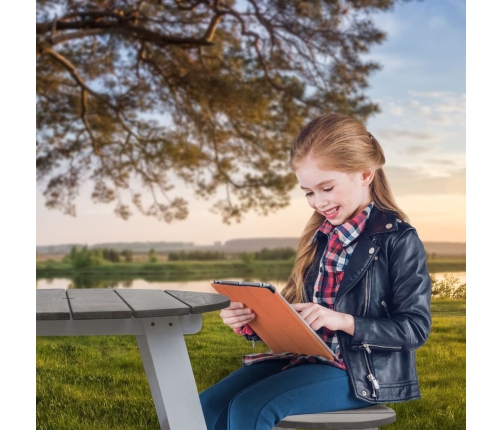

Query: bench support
left=137, top=317, right=207, bottom=430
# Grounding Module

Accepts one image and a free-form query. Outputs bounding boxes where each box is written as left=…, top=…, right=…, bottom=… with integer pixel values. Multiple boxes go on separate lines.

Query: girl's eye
left=305, top=191, right=313, bottom=197
left=323, top=187, right=334, bottom=193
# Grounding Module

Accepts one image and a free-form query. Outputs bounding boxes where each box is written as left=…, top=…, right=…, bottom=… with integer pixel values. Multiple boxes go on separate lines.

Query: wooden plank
left=165, top=290, right=230, bottom=314
left=114, top=289, right=190, bottom=318
left=66, top=289, right=132, bottom=320
left=274, top=405, right=396, bottom=429
left=36, top=289, right=71, bottom=320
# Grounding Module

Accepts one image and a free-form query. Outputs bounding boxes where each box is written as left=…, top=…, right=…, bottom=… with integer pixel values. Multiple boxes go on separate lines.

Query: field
left=36, top=299, right=465, bottom=430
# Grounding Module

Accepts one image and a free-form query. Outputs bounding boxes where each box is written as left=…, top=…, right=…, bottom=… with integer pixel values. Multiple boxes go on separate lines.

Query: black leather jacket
left=304, top=207, right=432, bottom=403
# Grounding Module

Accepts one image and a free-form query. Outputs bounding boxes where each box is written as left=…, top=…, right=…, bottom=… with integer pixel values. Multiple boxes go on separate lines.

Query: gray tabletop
left=36, top=288, right=231, bottom=321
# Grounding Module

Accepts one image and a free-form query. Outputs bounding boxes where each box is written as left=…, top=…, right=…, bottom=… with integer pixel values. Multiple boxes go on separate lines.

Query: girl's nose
left=316, top=197, right=328, bottom=209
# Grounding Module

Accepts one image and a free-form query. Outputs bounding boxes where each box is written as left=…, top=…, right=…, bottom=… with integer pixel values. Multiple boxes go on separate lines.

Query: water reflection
left=36, top=272, right=465, bottom=294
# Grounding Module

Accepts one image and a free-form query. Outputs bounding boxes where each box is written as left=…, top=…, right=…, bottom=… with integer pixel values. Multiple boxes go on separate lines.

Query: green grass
left=384, top=300, right=466, bottom=429
left=36, top=299, right=465, bottom=429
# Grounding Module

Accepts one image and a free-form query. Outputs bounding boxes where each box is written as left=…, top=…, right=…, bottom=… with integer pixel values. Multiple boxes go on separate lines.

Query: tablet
left=211, top=280, right=335, bottom=360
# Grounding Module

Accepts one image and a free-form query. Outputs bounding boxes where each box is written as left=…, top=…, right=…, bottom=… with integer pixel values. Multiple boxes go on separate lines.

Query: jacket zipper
left=360, top=342, right=402, bottom=351
left=363, top=271, right=370, bottom=316
left=361, top=270, right=378, bottom=398
left=362, top=346, right=379, bottom=398
left=381, top=300, right=391, bottom=318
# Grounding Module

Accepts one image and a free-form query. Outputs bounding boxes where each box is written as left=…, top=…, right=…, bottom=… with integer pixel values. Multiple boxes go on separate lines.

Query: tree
left=67, top=245, right=104, bottom=269
left=121, top=248, right=134, bottom=262
left=37, top=0, right=404, bottom=223
left=148, top=248, right=158, bottom=263
left=102, top=247, right=121, bottom=262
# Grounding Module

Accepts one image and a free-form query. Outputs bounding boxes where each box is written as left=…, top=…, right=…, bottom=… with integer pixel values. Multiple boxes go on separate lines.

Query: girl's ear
left=361, top=170, right=375, bottom=186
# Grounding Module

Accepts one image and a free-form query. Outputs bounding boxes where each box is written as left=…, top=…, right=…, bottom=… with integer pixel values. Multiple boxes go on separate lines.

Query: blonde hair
left=282, top=113, right=407, bottom=303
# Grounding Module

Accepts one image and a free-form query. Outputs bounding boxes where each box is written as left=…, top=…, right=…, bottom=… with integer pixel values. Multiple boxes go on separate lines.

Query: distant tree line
left=64, top=246, right=136, bottom=269
left=167, top=250, right=227, bottom=261
left=62, top=246, right=297, bottom=269
left=240, top=247, right=296, bottom=263
left=167, top=247, right=296, bottom=262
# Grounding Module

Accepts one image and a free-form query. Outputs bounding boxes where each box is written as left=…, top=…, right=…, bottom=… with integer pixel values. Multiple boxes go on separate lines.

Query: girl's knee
left=200, top=392, right=228, bottom=430
left=228, top=392, right=280, bottom=430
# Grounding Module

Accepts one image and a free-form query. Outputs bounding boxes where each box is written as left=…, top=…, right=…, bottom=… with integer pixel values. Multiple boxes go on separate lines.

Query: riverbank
left=36, top=258, right=466, bottom=280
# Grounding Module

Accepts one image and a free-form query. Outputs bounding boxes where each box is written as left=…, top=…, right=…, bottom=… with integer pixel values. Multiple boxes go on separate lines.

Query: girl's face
left=295, top=156, right=374, bottom=226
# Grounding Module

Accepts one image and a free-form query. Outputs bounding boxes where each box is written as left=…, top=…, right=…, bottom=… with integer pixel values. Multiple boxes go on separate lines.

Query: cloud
left=365, top=53, right=422, bottom=73
left=405, top=92, right=466, bottom=125
left=384, top=166, right=465, bottom=196
left=388, top=103, right=404, bottom=117
left=400, top=146, right=433, bottom=156
left=377, top=129, right=440, bottom=143
left=426, top=158, right=457, bottom=166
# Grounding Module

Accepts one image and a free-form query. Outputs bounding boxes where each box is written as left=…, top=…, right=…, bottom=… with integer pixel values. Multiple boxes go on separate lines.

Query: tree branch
left=80, top=88, right=101, bottom=156
left=37, top=16, right=215, bottom=48
left=41, top=47, right=99, bottom=97
left=50, top=29, right=107, bottom=45
left=41, top=48, right=103, bottom=155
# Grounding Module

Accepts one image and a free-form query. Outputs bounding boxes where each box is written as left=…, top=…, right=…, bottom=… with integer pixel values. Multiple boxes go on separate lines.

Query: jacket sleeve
left=350, top=228, right=432, bottom=352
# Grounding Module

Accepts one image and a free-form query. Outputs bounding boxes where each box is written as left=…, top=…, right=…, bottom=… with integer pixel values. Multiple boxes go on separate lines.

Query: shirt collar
left=311, top=202, right=374, bottom=248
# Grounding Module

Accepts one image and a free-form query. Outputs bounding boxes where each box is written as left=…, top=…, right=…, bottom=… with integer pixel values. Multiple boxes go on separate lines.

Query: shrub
left=44, top=259, right=56, bottom=269
left=148, top=249, right=158, bottom=263
left=254, top=247, right=296, bottom=260
left=101, top=248, right=121, bottom=262
left=167, top=250, right=227, bottom=261
left=66, top=246, right=104, bottom=270
left=241, top=252, right=256, bottom=266
left=431, top=274, right=466, bottom=299
left=121, top=249, right=133, bottom=262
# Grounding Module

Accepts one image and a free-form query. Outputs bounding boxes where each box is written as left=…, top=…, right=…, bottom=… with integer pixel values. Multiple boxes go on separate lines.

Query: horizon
left=36, top=237, right=466, bottom=249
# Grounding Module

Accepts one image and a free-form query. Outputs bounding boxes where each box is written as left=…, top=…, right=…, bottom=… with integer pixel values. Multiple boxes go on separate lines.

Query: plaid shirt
left=242, top=203, right=373, bottom=371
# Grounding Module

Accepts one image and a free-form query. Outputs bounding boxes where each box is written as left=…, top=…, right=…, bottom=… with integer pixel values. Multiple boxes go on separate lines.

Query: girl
left=200, top=113, right=432, bottom=430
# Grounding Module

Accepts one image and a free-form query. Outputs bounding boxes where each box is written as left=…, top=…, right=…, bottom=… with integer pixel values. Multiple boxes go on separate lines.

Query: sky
left=35, top=0, right=466, bottom=246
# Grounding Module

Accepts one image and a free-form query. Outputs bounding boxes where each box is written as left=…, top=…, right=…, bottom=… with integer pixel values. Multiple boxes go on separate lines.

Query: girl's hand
left=220, top=301, right=256, bottom=331
left=291, top=303, right=355, bottom=335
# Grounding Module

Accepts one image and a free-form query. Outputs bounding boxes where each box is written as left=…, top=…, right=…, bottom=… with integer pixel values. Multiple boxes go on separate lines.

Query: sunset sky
left=36, top=0, right=466, bottom=246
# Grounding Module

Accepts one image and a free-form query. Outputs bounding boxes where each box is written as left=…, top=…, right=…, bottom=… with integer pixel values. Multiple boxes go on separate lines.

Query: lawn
left=36, top=299, right=465, bottom=430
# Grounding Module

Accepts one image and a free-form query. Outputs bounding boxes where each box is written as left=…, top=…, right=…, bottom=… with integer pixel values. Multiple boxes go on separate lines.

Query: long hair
left=282, top=113, right=407, bottom=303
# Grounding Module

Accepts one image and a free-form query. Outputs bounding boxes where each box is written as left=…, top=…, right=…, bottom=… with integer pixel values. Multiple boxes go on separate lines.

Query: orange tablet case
left=211, top=281, right=335, bottom=360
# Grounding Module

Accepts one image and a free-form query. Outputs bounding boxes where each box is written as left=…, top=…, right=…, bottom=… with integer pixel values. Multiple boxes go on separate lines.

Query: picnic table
left=36, top=288, right=230, bottom=430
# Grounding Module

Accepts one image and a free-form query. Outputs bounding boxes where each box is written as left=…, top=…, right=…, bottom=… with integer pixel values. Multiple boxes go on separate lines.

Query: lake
left=36, top=272, right=466, bottom=294
left=36, top=277, right=285, bottom=293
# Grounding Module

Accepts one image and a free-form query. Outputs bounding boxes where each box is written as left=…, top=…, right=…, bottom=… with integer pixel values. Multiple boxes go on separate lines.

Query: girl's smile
left=295, top=156, right=374, bottom=225
left=323, top=206, right=340, bottom=220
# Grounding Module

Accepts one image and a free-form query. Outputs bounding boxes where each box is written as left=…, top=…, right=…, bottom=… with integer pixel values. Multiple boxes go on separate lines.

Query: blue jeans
left=199, top=360, right=368, bottom=430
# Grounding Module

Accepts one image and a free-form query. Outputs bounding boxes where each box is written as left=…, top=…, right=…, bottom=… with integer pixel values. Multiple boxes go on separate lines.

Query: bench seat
left=273, top=405, right=396, bottom=430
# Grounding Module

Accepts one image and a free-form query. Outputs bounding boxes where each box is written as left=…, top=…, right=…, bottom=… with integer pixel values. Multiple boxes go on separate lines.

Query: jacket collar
left=363, top=206, right=399, bottom=237
left=311, top=203, right=373, bottom=248
left=334, top=206, right=399, bottom=303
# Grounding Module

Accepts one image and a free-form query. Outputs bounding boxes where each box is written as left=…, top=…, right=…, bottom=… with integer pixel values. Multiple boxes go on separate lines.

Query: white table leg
left=136, top=316, right=207, bottom=430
